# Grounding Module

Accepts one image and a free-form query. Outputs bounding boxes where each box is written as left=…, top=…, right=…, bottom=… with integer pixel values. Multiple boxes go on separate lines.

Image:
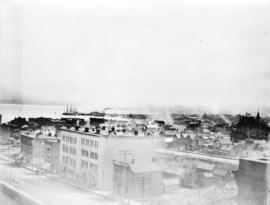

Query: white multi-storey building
left=59, top=126, right=160, bottom=191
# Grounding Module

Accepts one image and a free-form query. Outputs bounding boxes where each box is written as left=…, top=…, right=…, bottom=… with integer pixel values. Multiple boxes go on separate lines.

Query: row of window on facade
left=62, top=135, right=99, bottom=148
left=61, top=157, right=98, bottom=171
left=61, top=167, right=75, bottom=177
left=81, top=149, right=98, bottom=160
left=62, top=145, right=76, bottom=155
left=62, top=135, right=77, bottom=144
left=62, top=156, right=76, bottom=167
left=81, top=138, right=99, bottom=148
left=62, top=145, right=99, bottom=160
left=81, top=160, right=98, bottom=171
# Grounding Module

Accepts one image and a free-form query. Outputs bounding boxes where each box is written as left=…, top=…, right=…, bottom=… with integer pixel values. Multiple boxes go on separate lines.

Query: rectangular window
left=74, top=138, right=77, bottom=144
left=81, top=160, right=84, bottom=168
left=90, top=140, right=94, bottom=147
left=90, top=151, right=94, bottom=159
left=81, top=138, right=85, bottom=145
left=63, top=135, right=65, bottom=141
left=86, top=139, right=89, bottom=146
left=94, top=153, right=98, bottom=160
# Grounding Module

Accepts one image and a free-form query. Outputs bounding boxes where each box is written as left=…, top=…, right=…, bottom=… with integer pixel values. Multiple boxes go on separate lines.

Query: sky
left=0, top=0, right=270, bottom=112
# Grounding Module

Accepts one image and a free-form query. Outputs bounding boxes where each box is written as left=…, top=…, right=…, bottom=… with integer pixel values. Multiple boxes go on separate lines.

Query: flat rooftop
left=21, top=131, right=57, bottom=140
left=60, top=126, right=158, bottom=138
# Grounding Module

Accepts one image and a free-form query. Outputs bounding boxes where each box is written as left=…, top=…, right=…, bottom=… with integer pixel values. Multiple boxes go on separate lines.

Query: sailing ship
left=62, top=105, right=78, bottom=115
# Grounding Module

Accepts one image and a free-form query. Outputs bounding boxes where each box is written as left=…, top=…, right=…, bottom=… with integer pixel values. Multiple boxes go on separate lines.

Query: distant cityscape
left=0, top=106, right=269, bottom=205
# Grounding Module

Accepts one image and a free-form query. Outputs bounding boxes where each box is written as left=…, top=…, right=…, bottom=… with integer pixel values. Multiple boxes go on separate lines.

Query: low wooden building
left=113, top=160, right=162, bottom=199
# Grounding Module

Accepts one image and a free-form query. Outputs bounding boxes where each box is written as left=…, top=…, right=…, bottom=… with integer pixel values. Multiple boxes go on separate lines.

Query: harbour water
left=0, top=104, right=65, bottom=144
left=0, top=104, right=65, bottom=124
left=0, top=103, right=106, bottom=124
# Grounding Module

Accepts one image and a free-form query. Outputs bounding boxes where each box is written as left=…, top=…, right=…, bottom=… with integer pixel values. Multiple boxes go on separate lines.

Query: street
left=0, top=156, right=120, bottom=205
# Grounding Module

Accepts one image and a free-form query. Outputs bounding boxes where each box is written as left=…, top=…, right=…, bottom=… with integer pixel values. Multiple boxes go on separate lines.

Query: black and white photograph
left=0, top=0, right=270, bottom=204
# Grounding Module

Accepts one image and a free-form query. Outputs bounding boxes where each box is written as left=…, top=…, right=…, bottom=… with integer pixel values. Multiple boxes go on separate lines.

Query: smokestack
left=75, top=120, right=80, bottom=130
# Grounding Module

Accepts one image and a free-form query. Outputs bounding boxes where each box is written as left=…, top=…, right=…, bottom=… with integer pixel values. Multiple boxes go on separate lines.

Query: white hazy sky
left=1, top=0, right=270, bottom=111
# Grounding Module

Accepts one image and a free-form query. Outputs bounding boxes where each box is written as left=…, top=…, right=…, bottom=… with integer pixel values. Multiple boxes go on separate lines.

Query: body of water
left=0, top=104, right=106, bottom=124
left=0, top=104, right=65, bottom=123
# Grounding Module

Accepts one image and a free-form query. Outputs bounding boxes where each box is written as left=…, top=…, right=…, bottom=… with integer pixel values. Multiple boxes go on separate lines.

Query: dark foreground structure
left=234, top=158, right=270, bottom=205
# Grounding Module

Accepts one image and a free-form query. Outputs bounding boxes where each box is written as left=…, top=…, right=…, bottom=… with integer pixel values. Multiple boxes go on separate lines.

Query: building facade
left=59, top=126, right=160, bottom=191
left=20, top=131, right=59, bottom=173
left=112, top=160, right=162, bottom=199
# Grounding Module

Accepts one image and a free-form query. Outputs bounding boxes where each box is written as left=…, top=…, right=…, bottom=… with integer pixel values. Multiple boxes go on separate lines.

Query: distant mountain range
left=1, top=86, right=269, bottom=116
left=0, top=87, right=23, bottom=104
left=0, top=87, right=65, bottom=105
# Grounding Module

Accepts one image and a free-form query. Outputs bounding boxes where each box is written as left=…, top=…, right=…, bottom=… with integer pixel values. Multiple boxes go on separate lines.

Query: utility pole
left=101, top=170, right=104, bottom=195
left=137, top=174, right=151, bottom=205
left=142, top=176, right=145, bottom=205
left=118, top=150, right=133, bottom=203
left=118, top=149, right=133, bottom=162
